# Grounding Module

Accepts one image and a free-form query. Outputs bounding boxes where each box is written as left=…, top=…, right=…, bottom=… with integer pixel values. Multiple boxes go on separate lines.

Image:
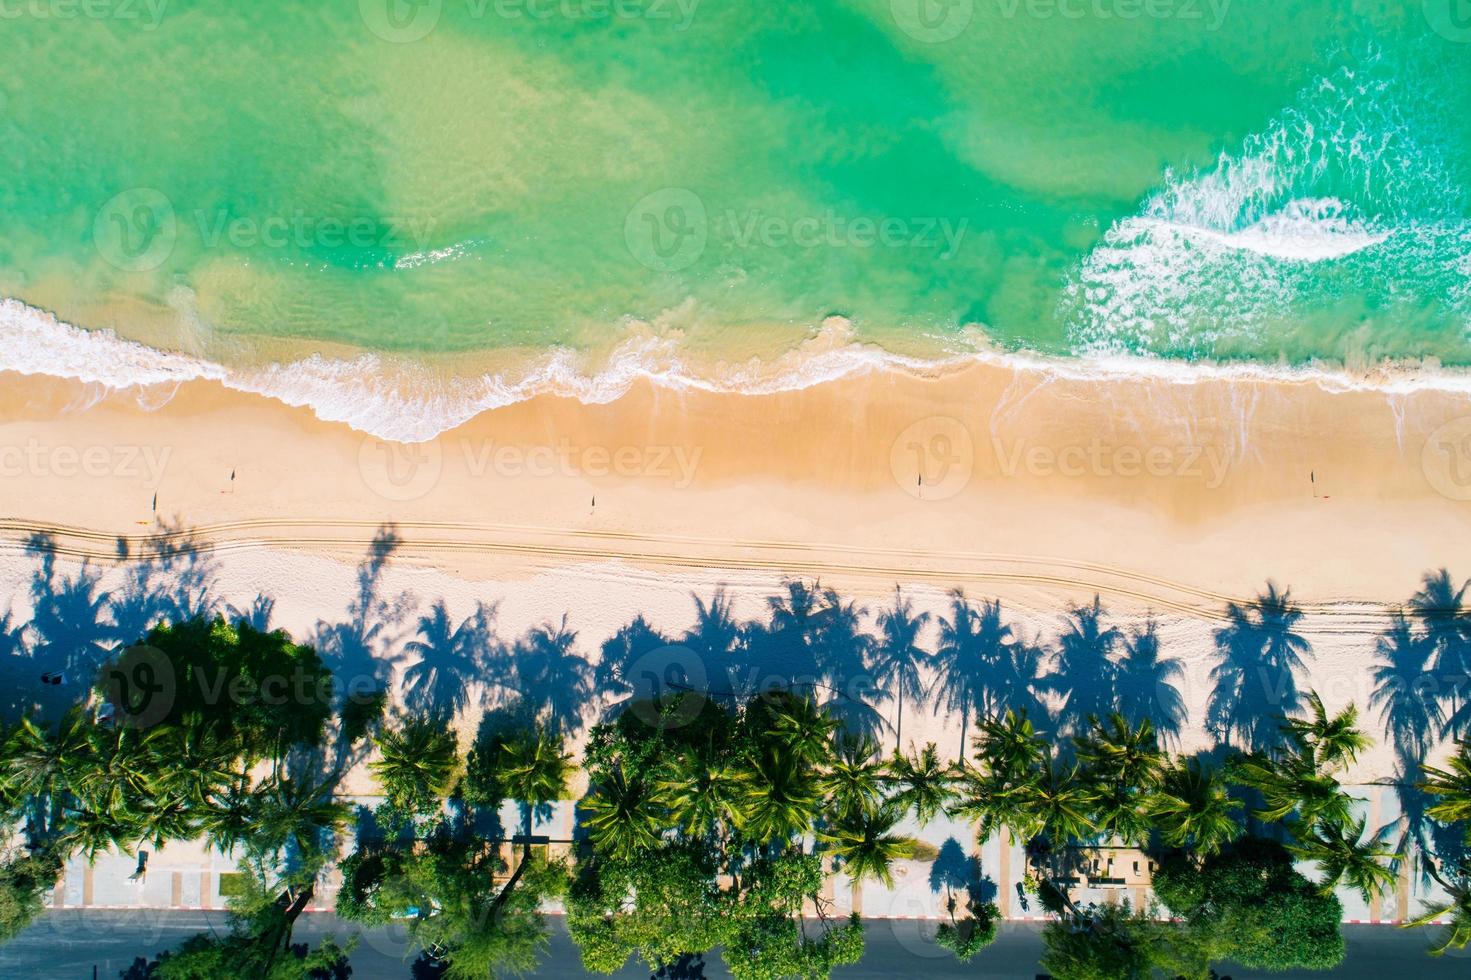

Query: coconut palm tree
left=1284, top=692, right=1371, bottom=772
left=250, top=772, right=350, bottom=861
left=817, top=803, right=912, bottom=888
left=762, top=693, right=839, bottom=767
left=821, top=736, right=887, bottom=818
left=1407, top=872, right=1471, bottom=956
left=1028, top=760, right=1096, bottom=846
left=1113, top=620, right=1187, bottom=748
left=730, top=745, right=822, bottom=846
left=1074, top=715, right=1165, bottom=795
left=656, top=742, right=737, bottom=838
left=886, top=743, right=955, bottom=825
left=370, top=717, right=461, bottom=818
left=1150, top=758, right=1242, bottom=858
left=956, top=711, right=1058, bottom=845
left=499, top=727, right=573, bottom=837
left=1289, top=814, right=1399, bottom=903
left=1371, top=613, right=1445, bottom=766
left=1074, top=715, right=1164, bottom=845
left=1229, top=751, right=1353, bottom=832
left=1421, top=741, right=1471, bottom=833
left=872, top=589, right=932, bottom=752
left=579, top=766, right=663, bottom=859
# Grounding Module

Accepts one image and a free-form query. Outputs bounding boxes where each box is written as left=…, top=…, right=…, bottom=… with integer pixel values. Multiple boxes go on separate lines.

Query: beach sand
left=2, top=358, right=1469, bottom=783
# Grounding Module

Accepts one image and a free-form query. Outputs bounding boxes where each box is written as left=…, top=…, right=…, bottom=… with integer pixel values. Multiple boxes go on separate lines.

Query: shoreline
left=6, top=296, right=1471, bottom=443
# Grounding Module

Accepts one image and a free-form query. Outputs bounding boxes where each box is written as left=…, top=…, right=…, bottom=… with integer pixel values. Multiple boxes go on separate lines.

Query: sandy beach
left=3, top=357, right=1470, bottom=784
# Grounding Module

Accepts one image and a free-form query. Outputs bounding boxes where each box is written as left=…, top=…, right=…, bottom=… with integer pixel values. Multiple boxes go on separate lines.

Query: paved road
left=3, top=911, right=1465, bottom=978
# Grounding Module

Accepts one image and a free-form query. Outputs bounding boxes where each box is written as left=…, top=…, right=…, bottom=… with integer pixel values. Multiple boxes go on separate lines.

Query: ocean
left=2, top=0, right=1469, bottom=439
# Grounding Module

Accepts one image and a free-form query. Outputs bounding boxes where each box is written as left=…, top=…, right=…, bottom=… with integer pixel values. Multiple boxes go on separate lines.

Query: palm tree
left=1421, top=741, right=1471, bottom=832
left=1289, top=814, right=1399, bottom=903
left=1284, top=692, right=1371, bottom=772
left=872, top=589, right=932, bottom=752
left=499, top=727, right=573, bottom=837
left=198, top=778, right=256, bottom=856
left=1074, top=715, right=1164, bottom=845
left=1208, top=583, right=1313, bottom=752
left=401, top=601, right=493, bottom=722
left=821, top=737, right=887, bottom=818
left=1049, top=597, right=1122, bottom=735
left=1150, top=758, right=1242, bottom=858
left=1407, top=874, right=1471, bottom=956
left=1229, top=752, right=1352, bottom=831
left=730, top=746, right=822, bottom=846
left=1028, top=760, right=1096, bottom=846
left=763, top=693, right=839, bottom=767
left=932, top=593, right=1012, bottom=759
left=1371, top=613, right=1444, bottom=766
left=370, top=718, right=460, bottom=817
left=956, top=711, right=1055, bottom=846
left=1113, top=620, right=1187, bottom=748
left=250, top=773, right=350, bottom=861
left=580, top=767, right=663, bottom=859
left=656, top=742, right=737, bottom=838
left=886, top=743, right=955, bottom=825
left=817, top=803, right=912, bottom=888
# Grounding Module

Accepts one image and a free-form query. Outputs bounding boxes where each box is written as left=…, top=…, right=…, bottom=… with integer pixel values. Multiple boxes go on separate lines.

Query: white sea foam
left=1066, top=51, right=1471, bottom=356
left=5, top=296, right=1471, bottom=445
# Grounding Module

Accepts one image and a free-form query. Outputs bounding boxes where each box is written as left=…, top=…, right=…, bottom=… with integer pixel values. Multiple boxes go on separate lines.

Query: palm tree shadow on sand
left=1206, top=582, right=1312, bottom=754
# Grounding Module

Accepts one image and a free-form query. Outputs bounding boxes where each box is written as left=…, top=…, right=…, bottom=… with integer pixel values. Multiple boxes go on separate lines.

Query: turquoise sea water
left=1, top=1, right=1470, bottom=434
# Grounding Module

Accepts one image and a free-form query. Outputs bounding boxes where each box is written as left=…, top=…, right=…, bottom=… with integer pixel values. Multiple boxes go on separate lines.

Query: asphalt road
left=3, top=911, right=1464, bottom=978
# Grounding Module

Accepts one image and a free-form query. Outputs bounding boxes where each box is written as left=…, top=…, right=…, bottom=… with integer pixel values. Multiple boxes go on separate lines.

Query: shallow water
left=2, top=1, right=1469, bottom=431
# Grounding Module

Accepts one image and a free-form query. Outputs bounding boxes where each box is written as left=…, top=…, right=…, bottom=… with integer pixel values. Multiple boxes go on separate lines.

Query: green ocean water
left=2, top=0, right=1470, bottom=422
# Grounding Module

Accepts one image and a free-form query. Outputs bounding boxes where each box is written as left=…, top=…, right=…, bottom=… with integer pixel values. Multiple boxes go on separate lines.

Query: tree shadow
left=312, top=526, right=414, bottom=707
left=1206, top=582, right=1311, bottom=754
left=511, top=618, right=593, bottom=736
left=1370, top=611, right=1445, bottom=775
left=401, top=600, right=500, bottom=724
left=932, top=593, right=1049, bottom=760
left=596, top=614, right=675, bottom=719
left=929, top=837, right=997, bottom=906
left=1114, top=618, right=1187, bottom=750
left=1046, top=596, right=1121, bottom=738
